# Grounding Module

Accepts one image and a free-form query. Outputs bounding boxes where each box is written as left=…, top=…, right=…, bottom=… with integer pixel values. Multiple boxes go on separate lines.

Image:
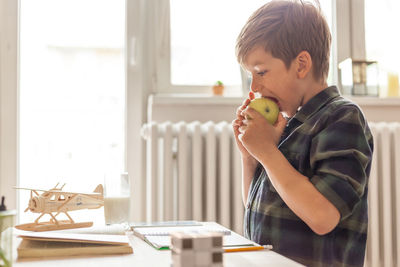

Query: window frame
left=0, top=0, right=19, bottom=211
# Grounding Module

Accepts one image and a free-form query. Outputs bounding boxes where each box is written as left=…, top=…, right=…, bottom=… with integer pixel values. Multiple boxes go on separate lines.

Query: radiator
left=365, top=122, right=400, bottom=267
left=141, top=121, right=400, bottom=266
left=141, top=121, right=244, bottom=234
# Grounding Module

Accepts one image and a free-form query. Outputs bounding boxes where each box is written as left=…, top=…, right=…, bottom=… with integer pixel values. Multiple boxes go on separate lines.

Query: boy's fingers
left=248, top=91, right=255, bottom=100
left=276, top=113, right=286, bottom=123
left=237, top=102, right=246, bottom=113
left=242, top=107, right=261, bottom=119
left=237, top=100, right=251, bottom=117
left=275, top=113, right=287, bottom=130
left=236, top=110, right=245, bottom=121
left=232, top=119, right=242, bottom=127
left=239, top=97, right=251, bottom=110
left=242, top=97, right=248, bottom=105
left=240, top=98, right=250, bottom=107
left=236, top=107, right=243, bottom=116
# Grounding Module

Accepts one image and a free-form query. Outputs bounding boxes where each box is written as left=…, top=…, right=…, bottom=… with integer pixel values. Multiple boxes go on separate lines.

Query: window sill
left=347, top=96, right=400, bottom=106
left=149, top=94, right=244, bottom=106
left=151, top=94, right=400, bottom=107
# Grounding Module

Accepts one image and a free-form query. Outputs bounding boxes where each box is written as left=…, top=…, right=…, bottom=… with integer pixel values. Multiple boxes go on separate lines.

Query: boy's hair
left=236, top=0, right=331, bottom=82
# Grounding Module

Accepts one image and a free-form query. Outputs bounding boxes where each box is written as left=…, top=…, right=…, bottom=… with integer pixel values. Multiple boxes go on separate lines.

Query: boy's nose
left=250, top=78, right=259, bottom=93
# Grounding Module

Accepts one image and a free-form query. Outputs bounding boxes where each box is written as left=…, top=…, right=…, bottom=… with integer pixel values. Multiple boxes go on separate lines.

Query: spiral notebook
left=131, top=221, right=256, bottom=250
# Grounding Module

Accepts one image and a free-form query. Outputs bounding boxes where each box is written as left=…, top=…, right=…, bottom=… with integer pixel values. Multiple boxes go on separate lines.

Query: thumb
left=243, top=106, right=263, bottom=120
left=275, top=113, right=287, bottom=132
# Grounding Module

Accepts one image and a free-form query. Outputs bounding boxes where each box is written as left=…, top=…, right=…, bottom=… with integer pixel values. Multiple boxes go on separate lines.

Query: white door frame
left=0, top=0, right=19, bottom=210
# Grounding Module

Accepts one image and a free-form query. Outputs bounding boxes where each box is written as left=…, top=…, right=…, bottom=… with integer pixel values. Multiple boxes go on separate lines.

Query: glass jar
left=103, top=172, right=131, bottom=225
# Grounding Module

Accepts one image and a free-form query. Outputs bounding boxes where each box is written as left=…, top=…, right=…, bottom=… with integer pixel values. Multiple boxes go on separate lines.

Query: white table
left=13, top=233, right=304, bottom=267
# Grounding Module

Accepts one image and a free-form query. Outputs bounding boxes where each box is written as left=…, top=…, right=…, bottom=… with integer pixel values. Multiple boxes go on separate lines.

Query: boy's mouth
left=263, top=96, right=281, bottom=110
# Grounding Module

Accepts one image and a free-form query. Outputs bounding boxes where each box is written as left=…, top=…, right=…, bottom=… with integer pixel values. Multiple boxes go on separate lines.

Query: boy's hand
left=239, top=106, right=286, bottom=160
left=232, top=92, right=255, bottom=159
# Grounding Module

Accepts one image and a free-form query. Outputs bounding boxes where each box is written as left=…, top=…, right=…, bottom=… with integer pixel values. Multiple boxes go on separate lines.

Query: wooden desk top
left=13, top=231, right=304, bottom=267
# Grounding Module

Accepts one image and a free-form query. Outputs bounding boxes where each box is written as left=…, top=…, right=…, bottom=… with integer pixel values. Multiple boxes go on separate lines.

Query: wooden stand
left=15, top=221, right=93, bottom=232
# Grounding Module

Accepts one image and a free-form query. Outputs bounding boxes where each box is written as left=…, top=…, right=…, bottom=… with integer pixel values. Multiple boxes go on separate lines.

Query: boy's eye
left=257, top=71, right=267, bottom=76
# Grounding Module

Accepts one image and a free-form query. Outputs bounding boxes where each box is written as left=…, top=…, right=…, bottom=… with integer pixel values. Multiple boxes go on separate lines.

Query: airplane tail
left=94, top=184, right=103, bottom=195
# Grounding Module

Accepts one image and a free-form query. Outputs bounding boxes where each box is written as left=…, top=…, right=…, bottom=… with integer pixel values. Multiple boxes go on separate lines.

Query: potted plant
left=212, top=81, right=224, bottom=95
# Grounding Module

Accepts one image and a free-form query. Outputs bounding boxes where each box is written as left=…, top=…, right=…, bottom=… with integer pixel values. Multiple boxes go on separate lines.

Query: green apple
left=248, top=97, right=279, bottom=125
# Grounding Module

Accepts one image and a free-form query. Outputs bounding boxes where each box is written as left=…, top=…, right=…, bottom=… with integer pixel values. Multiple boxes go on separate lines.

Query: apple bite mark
left=248, top=97, right=280, bottom=125
left=265, top=96, right=281, bottom=109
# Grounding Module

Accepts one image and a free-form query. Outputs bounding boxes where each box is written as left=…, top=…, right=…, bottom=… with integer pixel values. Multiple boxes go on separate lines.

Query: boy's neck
left=300, top=80, right=328, bottom=107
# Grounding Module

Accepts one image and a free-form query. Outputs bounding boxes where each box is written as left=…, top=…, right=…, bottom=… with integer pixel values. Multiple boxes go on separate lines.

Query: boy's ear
left=295, top=51, right=312, bottom=79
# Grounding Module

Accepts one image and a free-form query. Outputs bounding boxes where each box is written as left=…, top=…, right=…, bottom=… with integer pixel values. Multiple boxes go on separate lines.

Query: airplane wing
left=14, top=187, right=49, bottom=192
left=51, top=190, right=101, bottom=195
left=14, top=186, right=101, bottom=195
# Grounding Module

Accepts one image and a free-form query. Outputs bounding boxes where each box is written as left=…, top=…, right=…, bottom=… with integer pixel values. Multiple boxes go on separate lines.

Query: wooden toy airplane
left=15, top=183, right=104, bottom=231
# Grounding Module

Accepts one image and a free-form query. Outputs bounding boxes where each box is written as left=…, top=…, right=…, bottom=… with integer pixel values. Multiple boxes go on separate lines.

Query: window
left=19, top=0, right=126, bottom=223
left=170, top=0, right=266, bottom=95
left=162, top=0, right=335, bottom=95
left=365, top=0, right=400, bottom=97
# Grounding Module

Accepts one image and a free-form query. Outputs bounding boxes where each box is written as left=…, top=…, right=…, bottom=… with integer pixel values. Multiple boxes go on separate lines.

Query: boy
left=232, top=1, right=373, bottom=266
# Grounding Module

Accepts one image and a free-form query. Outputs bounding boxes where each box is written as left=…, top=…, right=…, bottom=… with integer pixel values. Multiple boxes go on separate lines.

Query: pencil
left=224, top=245, right=272, bottom=253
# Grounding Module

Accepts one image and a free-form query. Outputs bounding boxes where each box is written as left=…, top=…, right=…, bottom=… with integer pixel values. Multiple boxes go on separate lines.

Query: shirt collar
left=278, top=86, right=341, bottom=146
left=291, top=86, right=341, bottom=123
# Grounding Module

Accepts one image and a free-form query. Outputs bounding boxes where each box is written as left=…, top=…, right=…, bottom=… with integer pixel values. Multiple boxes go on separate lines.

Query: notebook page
left=134, top=225, right=231, bottom=236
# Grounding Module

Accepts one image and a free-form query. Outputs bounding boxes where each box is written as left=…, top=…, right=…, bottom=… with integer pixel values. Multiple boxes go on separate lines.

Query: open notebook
left=130, top=221, right=258, bottom=250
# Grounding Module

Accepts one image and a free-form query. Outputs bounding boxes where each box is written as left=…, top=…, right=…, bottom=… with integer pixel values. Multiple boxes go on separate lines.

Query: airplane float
left=15, top=183, right=104, bottom=231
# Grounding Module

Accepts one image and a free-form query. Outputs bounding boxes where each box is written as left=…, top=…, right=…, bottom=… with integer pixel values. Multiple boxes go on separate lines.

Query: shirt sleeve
left=309, top=105, right=373, bottom=221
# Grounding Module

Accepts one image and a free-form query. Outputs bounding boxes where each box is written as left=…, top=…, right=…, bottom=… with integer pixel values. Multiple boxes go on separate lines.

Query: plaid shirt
left=244, top=86, right=373, bottom=267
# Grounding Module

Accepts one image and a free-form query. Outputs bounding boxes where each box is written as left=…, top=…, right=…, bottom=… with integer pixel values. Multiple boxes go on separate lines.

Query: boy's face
left=243, top=47, right=303, bottom=118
